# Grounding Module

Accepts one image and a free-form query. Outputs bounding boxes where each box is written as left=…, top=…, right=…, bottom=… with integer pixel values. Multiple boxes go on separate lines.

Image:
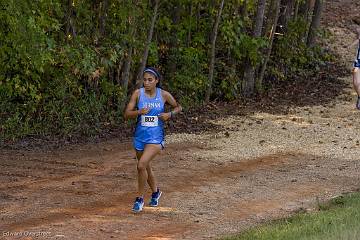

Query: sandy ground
left=1, top=1, right=360, bottom=240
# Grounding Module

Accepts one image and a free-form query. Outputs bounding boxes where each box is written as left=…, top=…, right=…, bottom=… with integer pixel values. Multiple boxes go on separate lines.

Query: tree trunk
left=136, top=0, right=160, bottom=88
left=241, top=0, right=267, bottom=97
left=263, top=0, right=275, bottom=37
left=119, top=46, right=133, bottom=111
left=257, top=0, right=281, bottom=92
left=65, top=0, right=76, bottom=39
left=167, top=3, right=181, bottom=82
left=284, top=0, right=295, bottom=24
left=116, top=57, right=124, bottom=86
left=307, top=0, right=323, bottom=47
left=196, top=2, right=200, bottom=32
left=299, top=0, right=313, bottom=40
left=187, top=3, right=193, bottom=47
left=99, top=0, right=108, bottom=37
left=294, top=0, right=300, bottom=20
left=123, top=14, right=137, bottom=92
left=205, top=0, right=225, bottom=103
left=279, top=0, right=295, bottom=31
left=122, top=47, right=133, bottom=93
left=239, top=0, right=248, bottom=19
left=299, top=0, right=312, bottom=21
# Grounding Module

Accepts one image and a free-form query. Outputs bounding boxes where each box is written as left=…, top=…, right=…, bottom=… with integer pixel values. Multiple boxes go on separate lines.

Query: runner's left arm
left=159, top=91, right=182, bottom=121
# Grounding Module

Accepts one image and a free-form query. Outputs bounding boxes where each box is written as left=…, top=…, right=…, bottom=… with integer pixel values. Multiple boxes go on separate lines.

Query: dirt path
left=1, top=140, right=359, bottom=240
left=1, top=1, right=360, bottom=240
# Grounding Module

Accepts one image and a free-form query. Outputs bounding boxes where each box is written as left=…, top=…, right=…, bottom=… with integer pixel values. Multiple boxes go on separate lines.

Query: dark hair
left=143, top=67, right=162, bottom=88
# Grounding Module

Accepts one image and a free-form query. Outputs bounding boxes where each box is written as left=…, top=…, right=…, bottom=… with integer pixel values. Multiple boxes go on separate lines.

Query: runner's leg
left=136, top=150, right=157, bottom=192
left=353, top=68, right=360, bottom=95
left=136, top=150, right=143, bottom=162
left=146, top=162, right=157, bottom=193
left=353, top=67, right=360, bottom=109
left=137, top=144, right=161, bottom=197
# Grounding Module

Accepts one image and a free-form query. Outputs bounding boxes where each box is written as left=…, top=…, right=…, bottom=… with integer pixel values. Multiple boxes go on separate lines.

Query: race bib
left=141, top=115, right=159, bottom=127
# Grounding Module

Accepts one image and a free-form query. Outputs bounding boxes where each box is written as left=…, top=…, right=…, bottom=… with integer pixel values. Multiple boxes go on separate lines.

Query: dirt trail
left=1, top=1, right=360, bottom=239
left=1, top=143, right=358, bottom=240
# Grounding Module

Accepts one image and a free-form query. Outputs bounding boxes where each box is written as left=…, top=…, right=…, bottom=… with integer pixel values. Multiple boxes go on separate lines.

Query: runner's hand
left=158, top=112, right=171, bottom=121
left=138, top=108, right=150, bottom=115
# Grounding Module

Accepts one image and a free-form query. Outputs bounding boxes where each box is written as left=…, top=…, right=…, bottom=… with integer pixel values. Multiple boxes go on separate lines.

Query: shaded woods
left=1, top=0, right=328, bottom=141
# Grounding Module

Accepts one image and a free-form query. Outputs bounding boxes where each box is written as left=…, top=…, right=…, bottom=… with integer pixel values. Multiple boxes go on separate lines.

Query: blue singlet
left=133, top=87, right=165, bottom=151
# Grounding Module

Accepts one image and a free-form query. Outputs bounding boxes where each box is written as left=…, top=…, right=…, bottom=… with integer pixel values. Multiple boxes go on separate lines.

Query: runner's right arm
left=124, top=90, right=149, bottom=120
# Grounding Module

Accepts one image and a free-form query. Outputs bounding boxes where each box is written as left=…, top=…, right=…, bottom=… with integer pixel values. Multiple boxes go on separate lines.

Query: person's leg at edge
left=353, top=67, right=360, bottom=109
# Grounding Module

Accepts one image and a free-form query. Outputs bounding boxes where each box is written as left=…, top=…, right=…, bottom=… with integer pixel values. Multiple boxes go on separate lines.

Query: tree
left=136, top=0, right=160, bottom=87
left=121, top=24, right=136, bottom=97
left=241, top=0, right=267, bottom=97
left=65, top=0, right=77, bottom=39
left=167, top=1, right=182, bottom=82
left=257, top=0, right=281, bottom=92
left=99, top=0, right=109, bottom=37
left=279, top=0, right=295, bottom=31
left=205, top=0, right=225, bottom=103
left=299, top=0, right=314, bottom=22
left=239, top=0, right=248, bottom=19
left=293, top=0, right=300, bottom=20
left=307, top=0, right=324, bottom=47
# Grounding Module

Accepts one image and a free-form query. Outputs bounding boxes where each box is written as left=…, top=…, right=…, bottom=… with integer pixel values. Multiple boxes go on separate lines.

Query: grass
left=222, top=192, right=360, bottom=240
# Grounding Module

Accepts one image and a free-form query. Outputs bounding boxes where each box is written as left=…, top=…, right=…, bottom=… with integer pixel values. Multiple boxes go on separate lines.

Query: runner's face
left=143, top=72, right=158, bottom=90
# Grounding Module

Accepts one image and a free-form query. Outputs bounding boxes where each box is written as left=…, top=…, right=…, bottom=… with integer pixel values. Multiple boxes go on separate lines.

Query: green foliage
left=0, top=0, right=331, bottom=142
left=267, top=19, right=333, bottom=83
left=0, top=0, right=129, bottom=140
left=218, top=62, right=240, bottom=101
left=169, top=47, right=208, bottom=107
left=216, top=12, right=267, bottom=100
left=222, top=18, right=267, bottom=64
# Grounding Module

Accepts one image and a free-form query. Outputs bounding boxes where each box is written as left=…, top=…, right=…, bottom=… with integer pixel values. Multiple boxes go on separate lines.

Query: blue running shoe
left=149, top=189, right=162, bottom=207
left=132, top=197, right=144, bottom=213
left=356, top=96, right=360, bottom=110
left=354, top=60, right=360, bottom=68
